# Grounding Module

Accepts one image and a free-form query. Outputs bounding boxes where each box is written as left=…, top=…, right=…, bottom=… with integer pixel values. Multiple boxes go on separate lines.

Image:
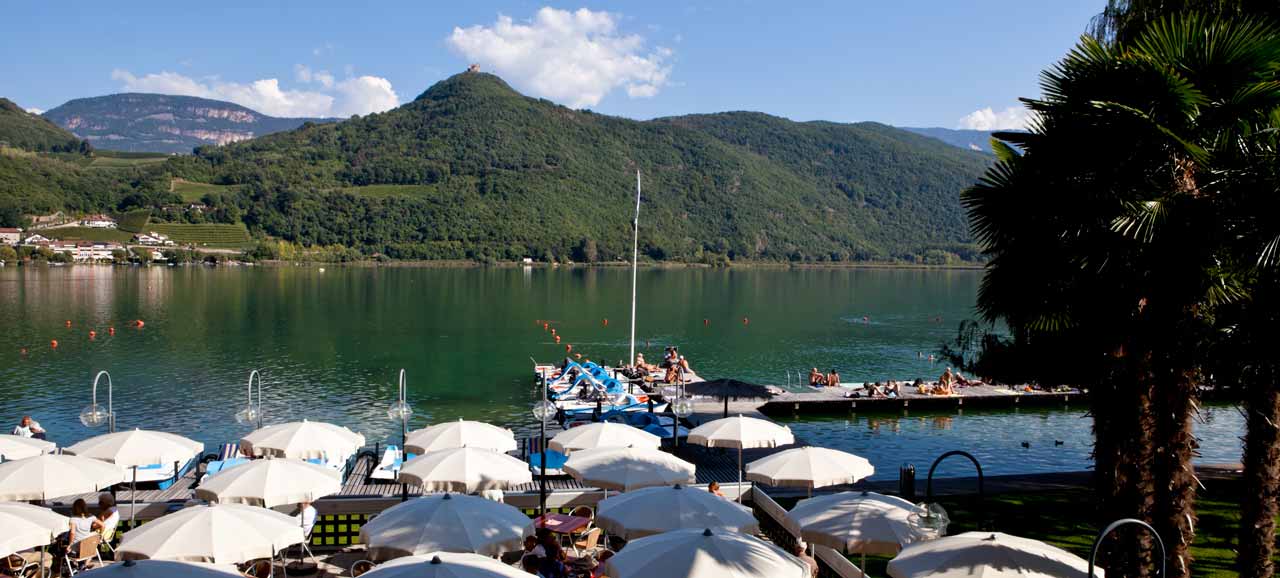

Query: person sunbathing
left=634, top=353, right=658, bottom=373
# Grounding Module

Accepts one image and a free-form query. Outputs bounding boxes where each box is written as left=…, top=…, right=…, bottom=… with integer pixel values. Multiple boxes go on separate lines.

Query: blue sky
left=1, top=1, right=1104, bottom=128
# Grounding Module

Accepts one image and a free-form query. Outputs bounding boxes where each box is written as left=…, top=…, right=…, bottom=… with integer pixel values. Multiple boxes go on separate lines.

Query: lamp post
left=234, top=369, right=264, bottom=430
left=531, top=369, right=556, bottom=517
left=671, top=396, right=693, bottom=450
left=908, top=450, right=985, bottom=536
left=1088, top=518, right=1165, bottom=578
left=79, top=370, right=115, bottom=433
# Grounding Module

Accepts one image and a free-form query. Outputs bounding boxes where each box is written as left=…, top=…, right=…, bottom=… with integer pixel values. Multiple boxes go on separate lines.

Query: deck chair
left=98, top=511, right=121, bottom=557
left=525, top=437, right=567, bottom=476
left=63, top=534, right=102, bottom=576
left=568, top=505, right=595, bottom=540
left=572, top=528, right=603, bottom=556
left=3, top=553, right=39, bottom=578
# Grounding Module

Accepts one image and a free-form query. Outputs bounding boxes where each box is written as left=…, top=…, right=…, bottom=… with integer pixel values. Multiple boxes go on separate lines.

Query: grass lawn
left=44, top=227, right=133, bottom=243
left=146, top=222, right=251, bottom=247
left=87, top=154, right=168, bottom=168
left=813, top=478, right=1266, bottom=578
left=170, top=178, right=240, bottom=202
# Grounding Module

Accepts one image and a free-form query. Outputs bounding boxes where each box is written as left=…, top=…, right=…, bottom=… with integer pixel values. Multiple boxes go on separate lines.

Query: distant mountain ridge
left=899, top=127, right=997, bottom=153
left=42, top=94, right=335, bottom=154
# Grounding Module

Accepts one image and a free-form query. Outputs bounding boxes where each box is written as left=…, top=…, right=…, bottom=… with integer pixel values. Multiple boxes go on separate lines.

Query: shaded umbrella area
left=683, top=379, right=775, bottom=418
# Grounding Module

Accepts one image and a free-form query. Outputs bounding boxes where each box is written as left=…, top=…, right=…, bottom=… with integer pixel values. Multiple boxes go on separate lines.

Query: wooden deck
left=760, top=384, right=1084, bottom=415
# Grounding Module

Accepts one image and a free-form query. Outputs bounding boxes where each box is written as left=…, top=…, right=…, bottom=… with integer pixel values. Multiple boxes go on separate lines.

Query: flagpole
left=628, top=169, right=641, bottom=365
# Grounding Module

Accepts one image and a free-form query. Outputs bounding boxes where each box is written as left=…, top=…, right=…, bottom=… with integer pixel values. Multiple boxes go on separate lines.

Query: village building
left=22, top=234, right=50, bottom=245
left=134, top=231, right=175, bottom=246
left=50, top=241, right=124, bottom=261
left=80, top=214, right=118, bottom=229
left=0, top=227, right=21, bottom=245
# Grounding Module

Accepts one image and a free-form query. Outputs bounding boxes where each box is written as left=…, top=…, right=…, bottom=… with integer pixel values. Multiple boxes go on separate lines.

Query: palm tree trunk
left=1148, top=365, right=1199, bottom=578
left=1239, top=364, right=1280, bottom=578
left=1092, top=349, right=1158, bottom=577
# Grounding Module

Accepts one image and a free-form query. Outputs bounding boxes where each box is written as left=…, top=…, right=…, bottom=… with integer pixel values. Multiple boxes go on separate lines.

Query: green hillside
left=165, top=72, right=990, bottom=262
left=147, top=223, right=251, bottom=247
left=0, top=98, right=89, bottom=154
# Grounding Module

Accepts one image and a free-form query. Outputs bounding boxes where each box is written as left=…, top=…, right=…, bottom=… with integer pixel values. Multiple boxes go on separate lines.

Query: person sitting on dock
left=634, top=353, right=658, bottom=373
left=664, top=364, right=681, bottom=384
left=886, top=380, right=901, bottom=398
left=11, top=415, right=46, bottom=439
left=808, top=368, right=826, bottom=386
left=936, top=368, right=956, bottom=395
left=792, top=542, right=819, bottom=577
left=826, top=369, right=840, bottom=388
left=914, top=378, right=932, bottom=394
left=678, top=355, right=692, bottom=373
left=662, top=347, right=678, bottom=368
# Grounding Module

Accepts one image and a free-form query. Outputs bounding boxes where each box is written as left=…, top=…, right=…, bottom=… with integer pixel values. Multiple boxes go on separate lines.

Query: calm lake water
left=0, top=265, right=1243, bottom=477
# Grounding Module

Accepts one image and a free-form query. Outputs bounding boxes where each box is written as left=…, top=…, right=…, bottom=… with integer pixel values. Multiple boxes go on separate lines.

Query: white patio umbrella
left=194, top=458, right=341, bottom=507
left=548, top=422, right=660, bottom=454
left=65, top=429, right=204, bottom=468
left=361, top=552, right=531, bottom=578
left=596, top=484, right=758, bottom=539
left=405, top=420, right=518, bottom=455
left=360, top=493, right=532, bottom=562
left=0, top=434, right=57, bottom=461
left=746, top=446, right=874, bottom=496
left=790, top=491, right=932, bottom=569
left=0, top=502, right=68, bottom=557
left=117, top=503, right=304, bottom=564
left=887, top=532, right=1099, bottom=578
left=563, top=447, right=695, bottom=492
left=686, top=415, right=794, bottom=500
left=0, top=454, right=128, bottom=501
left=603, top=527, right=809, bottom=578
left=78, top=560, right=239, bottom=577
left=240, top=420, right=365, bottom=460
left=397, top=447, right=532, bottom=493
left=66, top=429, right=205, bottom=526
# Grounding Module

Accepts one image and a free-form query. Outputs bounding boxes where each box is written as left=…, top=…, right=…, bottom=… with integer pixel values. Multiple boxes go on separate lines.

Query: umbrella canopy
left=887, top=532, right=1100, bottom=578
left=0, top=502, right=69, bottom=557
left=596, top=484, right=758, bottom=539
left=405, top=420, right=518, bottom=455
left=194, top=458, right=341, bottom=507
left=563, top=447, right=696, bottom=492
left=548, top=422, right=660, bottom=454
left=65, top=429, right=204, bottom=468
left=0, top=454, right=128, bottom=501
left=603, top=528, right=809, bottom=578
left=398, top=447, right=532, bottom=493
left=362, top=552, right=532, bottom=578
left=746, top=447, right=874, bottom=489
left=0, top=434, right=57, bottom=461
left=78, top=560, right=239, bottom=577
left=683, top=379, right=775, bottom=418
left=117, top=503, right=304, bottom=563
left=687, top=416, right=794, bottom=450
left=789, top=491, right=930, bottom=555
left=240, top=420, right=365, bottom=460
left=360, top=493, right=532, bottom=562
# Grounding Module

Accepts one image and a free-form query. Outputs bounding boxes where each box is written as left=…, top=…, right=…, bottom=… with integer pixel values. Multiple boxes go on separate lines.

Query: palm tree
left=965, top=15, right=1280, bottom=578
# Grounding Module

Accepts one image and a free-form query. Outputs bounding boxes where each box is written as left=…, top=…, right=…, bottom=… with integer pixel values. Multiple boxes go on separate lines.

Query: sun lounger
left=525, top=437, right=566, bottom=476
left=368, top=446, right=405, bottom=481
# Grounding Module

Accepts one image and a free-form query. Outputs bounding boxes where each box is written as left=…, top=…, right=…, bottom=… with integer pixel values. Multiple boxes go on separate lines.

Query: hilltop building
left=0, top=227, right=21, bottom=245
left=80, top=214, right=118, bottom=229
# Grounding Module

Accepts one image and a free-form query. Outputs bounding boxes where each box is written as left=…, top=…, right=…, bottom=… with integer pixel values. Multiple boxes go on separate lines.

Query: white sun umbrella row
left=0, top=434, right=57, bottom=461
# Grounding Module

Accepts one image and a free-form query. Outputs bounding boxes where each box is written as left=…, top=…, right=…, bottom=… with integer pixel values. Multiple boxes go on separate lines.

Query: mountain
left=0, top=97, right=89, bottom=153
left=2, top=72, right=993, bottom=263
left=42, top=94, right=335, bottom=154
left=160, top=72, right=991, bottom=263
left=899, top=127, right=996, bottom=153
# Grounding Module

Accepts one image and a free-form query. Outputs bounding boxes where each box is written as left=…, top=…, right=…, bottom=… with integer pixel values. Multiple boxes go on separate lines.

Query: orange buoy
left=65, top=320, right=72, bottom=327
left=703, top=319, right=709, bottom=326
left=50, top=340, right=58, bottom=348
left=20, top=348, right=28, bottom=356
left=554, top=335, right=561, bottom=343
left=565, top=344, right=572, bottom=353
left=742, top=317, right=749, bottom=325
left=135, top=320, right=145, bottom=328
left=108, top=327, right=115, bottom=335
left=602, top=318, right=608, bottom=327
left=89, top=331, right=97, bottom=339
left=543, top=323, right=549, bottom=331
left=551, top=328, right=556, bottom=335
left=574, top=353, right=582, bottom=359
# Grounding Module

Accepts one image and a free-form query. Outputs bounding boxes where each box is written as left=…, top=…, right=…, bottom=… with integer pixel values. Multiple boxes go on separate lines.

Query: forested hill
left=163, top=72, right=991, bottom=263
left=0, top=98, right=89, bottom=153
left=43, top=94, right=334, bottom=154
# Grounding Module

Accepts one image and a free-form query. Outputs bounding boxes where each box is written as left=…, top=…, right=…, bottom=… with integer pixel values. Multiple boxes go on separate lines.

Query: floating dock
left=759, top=384, right=1084, bottom=415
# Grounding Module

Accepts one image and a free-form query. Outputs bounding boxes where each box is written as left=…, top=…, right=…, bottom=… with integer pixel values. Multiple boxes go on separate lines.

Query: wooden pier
left=759, top=384, right=1084, bottom=415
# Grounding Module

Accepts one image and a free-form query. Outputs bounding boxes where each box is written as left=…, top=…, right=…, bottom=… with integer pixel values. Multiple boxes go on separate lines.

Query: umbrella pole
left=737, top=447, right=743, bottom=503
left=862, top=552, right=867, bottom=575
left=130, top=465, right=138, bottom=527
left=723, top=396, right=728, bottom=419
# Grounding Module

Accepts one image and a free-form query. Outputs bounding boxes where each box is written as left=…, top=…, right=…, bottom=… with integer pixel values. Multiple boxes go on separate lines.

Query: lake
left=0, top=265, right=1243, bottom=477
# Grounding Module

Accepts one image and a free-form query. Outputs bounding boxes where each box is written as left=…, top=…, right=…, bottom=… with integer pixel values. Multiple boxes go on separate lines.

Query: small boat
left=133, top=455, right=200, bottom=490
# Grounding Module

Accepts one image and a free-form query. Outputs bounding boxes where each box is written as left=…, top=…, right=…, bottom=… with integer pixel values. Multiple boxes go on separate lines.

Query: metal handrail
left=1088, top=518, right=1166, bottom=578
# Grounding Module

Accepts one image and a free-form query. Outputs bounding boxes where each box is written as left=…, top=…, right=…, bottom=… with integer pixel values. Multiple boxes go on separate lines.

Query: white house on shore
left=22, top=234, right=50, bottom=245
left=50, top=242, right=123, bottom=261
left=0, top=227, right=21, bottom=245
left=134, top=231, right=175, bottom=246
left=80, top=214, right=118, bottom=229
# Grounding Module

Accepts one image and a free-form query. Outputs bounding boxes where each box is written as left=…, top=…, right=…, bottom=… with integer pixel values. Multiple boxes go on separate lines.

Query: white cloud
left=25, top=107, right=44, bottom=115
left=111, top=68, right=399, bottom=118
left=958, top=106, right=1033, bottom=131
left=447, top=7, right=672, bottom=108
